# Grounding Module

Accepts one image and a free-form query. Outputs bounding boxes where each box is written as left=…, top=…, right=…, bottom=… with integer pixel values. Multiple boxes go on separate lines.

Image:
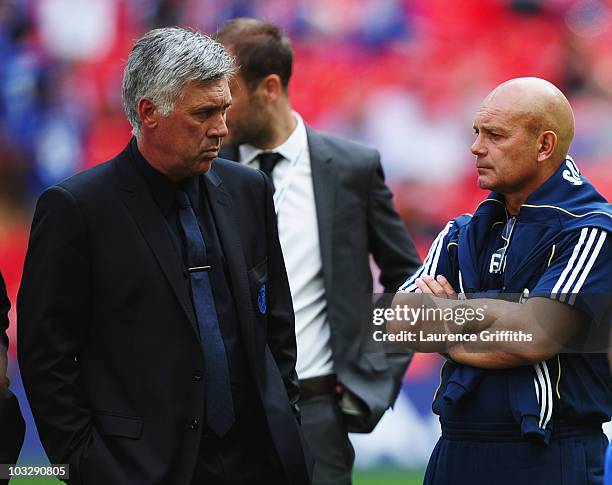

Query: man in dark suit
left=18, top=27, right=311, bottom=485
left=215, top=18, right=420, bottom=485
left=1, top=270, right=25, bottom=481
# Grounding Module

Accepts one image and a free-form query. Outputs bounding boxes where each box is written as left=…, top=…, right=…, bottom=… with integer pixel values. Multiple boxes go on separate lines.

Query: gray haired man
left=18, top=27, right=311, bottom=485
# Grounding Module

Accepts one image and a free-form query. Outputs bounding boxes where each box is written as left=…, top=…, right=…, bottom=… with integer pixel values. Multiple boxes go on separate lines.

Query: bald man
left=391, top=78, right=612, bottom=484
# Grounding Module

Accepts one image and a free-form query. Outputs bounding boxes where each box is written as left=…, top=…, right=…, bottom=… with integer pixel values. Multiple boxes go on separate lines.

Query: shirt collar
left=130, top=138, right=200, bottom=215
left=239, top=111, right=307, bottom=166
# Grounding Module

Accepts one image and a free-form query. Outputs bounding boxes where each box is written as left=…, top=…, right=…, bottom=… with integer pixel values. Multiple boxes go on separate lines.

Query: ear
left=537, top=131, right=557, bottom=162
left=137, top=98, right=159, bottom=130
left=259, top=74, right=283, bottom=103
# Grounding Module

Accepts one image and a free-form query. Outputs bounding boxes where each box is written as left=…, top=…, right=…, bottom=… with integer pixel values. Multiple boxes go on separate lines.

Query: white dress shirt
left=239, top=112, right=334, bottom=379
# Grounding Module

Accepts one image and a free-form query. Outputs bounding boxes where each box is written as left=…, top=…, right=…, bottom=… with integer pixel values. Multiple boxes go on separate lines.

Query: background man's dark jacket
left=221, top=126, right=420, bottom=431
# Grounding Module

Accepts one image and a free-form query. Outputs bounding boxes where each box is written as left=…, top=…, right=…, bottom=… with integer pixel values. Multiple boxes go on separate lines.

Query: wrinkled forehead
left=177, top=77, right=232, bottom=107
left=473, top=101, right=519, bottom=130
left=473, top=90, right=533, bottom=130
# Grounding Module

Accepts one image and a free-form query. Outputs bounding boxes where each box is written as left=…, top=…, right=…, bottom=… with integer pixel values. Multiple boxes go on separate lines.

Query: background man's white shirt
left=239, top=112, right=333, bottom=379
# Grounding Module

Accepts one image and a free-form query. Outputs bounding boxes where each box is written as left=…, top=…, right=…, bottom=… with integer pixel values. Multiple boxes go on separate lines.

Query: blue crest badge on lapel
left=258, top=284, right=267, bottom=315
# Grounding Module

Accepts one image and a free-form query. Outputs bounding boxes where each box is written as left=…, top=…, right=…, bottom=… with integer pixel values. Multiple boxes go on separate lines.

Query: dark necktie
left=257, top=152, right=283, bottom=189
left=175, top=190, right=235, bottom=437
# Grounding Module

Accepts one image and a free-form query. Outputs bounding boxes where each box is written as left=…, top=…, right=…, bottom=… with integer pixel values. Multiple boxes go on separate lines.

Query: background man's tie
left=257, top=152, right=284, bottom=190
left=175, top=190, right=235, bottom=437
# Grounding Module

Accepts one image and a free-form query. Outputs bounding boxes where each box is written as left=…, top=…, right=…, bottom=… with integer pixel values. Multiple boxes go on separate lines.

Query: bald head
left=471, top=78, right=576, bottom=213
left=484, top=77, right=574, bottom=163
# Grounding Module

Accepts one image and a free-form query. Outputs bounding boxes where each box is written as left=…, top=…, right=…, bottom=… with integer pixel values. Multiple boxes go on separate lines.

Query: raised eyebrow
left=477, top=124, right=506, bottom=134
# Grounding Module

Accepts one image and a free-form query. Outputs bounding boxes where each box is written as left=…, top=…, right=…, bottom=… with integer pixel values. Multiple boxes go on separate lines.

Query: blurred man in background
left=0, top=270, right=25, bottom=483
left=18, top=27, right=311, bottom=485
left=216, top=18, right=420, bottom=485
left=394, top=77, right=612, bottom=484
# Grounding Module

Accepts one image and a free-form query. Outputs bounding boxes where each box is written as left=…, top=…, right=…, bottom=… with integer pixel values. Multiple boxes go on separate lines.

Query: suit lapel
left=114, top=151, right=198, bottom=337
left=204, top=166, right=257, bottom=360
left=306, top=127, right=336, bottom=293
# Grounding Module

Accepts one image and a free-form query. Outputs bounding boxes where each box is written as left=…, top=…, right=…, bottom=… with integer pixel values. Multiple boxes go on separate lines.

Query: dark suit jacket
left=0, top=271, right=25, bottom=472
left=17, top=143, right=311, bottom=485
left=220, top=125, right=420, bottom=432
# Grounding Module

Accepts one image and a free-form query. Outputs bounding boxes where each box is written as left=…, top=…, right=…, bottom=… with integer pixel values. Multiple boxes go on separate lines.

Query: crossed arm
left=389, top=275, right=584, bottom=369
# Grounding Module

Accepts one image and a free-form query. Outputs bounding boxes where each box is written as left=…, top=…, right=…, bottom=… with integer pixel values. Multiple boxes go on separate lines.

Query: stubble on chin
left=227, top=116, right=272, bottom=148
left=225, top=124, right=256, bottom=147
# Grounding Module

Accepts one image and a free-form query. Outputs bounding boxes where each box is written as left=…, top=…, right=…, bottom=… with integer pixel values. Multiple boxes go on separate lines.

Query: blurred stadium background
left=1, top=0, right=612, bottom=483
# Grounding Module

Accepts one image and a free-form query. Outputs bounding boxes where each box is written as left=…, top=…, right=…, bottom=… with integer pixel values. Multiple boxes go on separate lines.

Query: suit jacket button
left=193, top=371, right=203, bottom=381
left=189, top=419, right=199, bottom=430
